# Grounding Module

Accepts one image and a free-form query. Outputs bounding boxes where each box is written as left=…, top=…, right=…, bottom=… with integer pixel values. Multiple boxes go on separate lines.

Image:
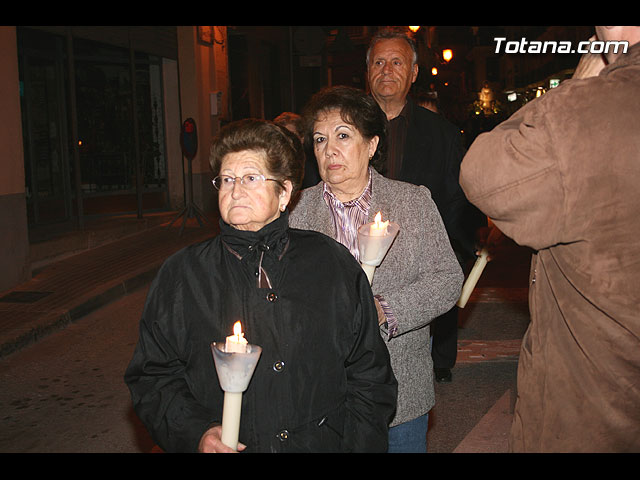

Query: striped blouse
left=322, top=169, right=372, bottom=262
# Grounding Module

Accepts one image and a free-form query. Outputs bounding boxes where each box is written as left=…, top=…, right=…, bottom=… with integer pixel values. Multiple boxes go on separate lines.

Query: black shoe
left=434, top=368, right=452, bottom=383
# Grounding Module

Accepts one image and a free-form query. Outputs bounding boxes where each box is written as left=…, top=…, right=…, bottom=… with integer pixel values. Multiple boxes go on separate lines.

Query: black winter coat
left=124, top=211, right=397, bottom=452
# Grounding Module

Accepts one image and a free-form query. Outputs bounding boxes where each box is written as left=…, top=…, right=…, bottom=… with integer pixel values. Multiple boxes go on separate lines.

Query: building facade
left=1, top=25, right=590, bottom=292
left=0, top=26, right=231, bottom=292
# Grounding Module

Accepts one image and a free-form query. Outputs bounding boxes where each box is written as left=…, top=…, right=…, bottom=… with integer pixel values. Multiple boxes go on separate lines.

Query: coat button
left=273, top=360, right=285, bottom=372
left=267, top=292, right=278, bottom=302
left=277, top=429, right=289, bottom=442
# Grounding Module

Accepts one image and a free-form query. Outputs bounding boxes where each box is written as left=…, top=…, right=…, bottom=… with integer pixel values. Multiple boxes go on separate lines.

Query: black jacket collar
left=219, top=209, right=290, bottom=260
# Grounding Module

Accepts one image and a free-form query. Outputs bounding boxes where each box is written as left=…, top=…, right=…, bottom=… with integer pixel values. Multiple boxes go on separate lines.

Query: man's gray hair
left=366, top=27, right=418, bottom=66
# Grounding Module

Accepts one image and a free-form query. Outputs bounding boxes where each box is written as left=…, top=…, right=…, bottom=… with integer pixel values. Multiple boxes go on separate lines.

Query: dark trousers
left=431, top=306, right=458, bottom=369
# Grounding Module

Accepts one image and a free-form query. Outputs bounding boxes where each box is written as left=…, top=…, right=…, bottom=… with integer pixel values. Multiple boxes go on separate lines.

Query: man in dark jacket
left=366, top=28, right=479, bottom=383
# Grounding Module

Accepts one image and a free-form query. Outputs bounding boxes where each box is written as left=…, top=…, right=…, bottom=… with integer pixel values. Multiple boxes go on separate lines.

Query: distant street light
left=442, top=49, right=453, bottom=62
left=409, top=26, right=421, bottom=33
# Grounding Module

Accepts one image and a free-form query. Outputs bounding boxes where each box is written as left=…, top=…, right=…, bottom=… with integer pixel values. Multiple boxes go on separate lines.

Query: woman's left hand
left=198, top=424, right=246, bottom=453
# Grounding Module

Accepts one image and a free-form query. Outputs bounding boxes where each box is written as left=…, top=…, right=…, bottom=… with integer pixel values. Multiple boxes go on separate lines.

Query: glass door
left=18, top=28, right=73, bottom=226
left=18, top=27, right=170, bottom=226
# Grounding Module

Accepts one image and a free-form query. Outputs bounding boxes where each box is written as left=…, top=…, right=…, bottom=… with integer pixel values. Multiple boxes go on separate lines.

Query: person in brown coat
left=459, top=26, right=640, bottom=452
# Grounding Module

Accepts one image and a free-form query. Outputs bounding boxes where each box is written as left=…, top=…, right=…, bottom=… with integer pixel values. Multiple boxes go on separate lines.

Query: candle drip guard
left=357, top=222, right=400, bottom=284
left=211, top=342, right=262, bottom=392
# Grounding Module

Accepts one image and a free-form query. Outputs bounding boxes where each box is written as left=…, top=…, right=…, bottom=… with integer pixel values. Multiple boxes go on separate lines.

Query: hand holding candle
left=358, top=212, right=399, bottom=285
left=211, top=321, right=262, bottom=451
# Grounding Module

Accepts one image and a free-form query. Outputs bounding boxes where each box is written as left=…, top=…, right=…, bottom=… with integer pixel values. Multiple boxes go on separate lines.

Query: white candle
left=211, top=323, right=262, bottom=452
left=457, top=249, right=489, bottom=308
left=359, top=212, right=398, bottom=285
left=225, top=321, right=248, bottom=353
left=221, top=392, right=243, bottom=450
left=369, top=211, right=389, bottom=236
left=221, top=321, right=248, bottom=451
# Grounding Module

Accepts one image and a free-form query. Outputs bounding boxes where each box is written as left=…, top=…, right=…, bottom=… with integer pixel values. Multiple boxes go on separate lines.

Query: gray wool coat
left=289, top=168, right=463, bottom=426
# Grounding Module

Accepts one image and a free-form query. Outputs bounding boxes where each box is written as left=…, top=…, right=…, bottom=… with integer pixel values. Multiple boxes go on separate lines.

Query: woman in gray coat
left=289, top=86, right=463, bottom=452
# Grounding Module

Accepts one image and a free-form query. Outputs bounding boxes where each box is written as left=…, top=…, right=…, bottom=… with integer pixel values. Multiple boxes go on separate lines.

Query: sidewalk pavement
left=0, top=213, right=218, bottom=359
left=0, top=211, right=529, bottom=453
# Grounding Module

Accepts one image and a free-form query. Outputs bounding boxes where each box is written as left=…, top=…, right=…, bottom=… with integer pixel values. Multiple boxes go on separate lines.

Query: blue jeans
left=387, top=413, right=429, bottom=453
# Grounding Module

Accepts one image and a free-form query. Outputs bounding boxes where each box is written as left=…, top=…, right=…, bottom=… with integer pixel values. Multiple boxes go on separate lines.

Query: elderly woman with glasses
left=289, top=86, right=463, bottom=453
left=125, top=119, right=397, bottom=453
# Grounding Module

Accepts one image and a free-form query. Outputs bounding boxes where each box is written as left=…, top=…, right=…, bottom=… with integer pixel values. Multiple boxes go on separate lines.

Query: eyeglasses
left=212, top=174, right=281, bottom=191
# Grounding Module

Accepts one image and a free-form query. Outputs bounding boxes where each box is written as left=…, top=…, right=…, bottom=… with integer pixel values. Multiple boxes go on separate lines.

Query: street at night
left=0, top=217, right=531, bottom=453
left=2, top=26, right=637, bottom=454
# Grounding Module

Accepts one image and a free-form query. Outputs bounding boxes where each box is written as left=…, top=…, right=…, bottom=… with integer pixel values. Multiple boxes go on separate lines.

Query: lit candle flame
left=233, top=321, right=242, bottom=336
left=226, top=320, right=248, bottom=352
left=374, top=212, right=389, bottom=229
left=370, top=211, right=389, bottom=236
